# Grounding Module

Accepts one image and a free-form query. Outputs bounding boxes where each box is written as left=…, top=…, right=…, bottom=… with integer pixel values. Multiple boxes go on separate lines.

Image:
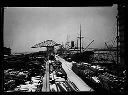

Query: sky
left=4, top=5, right=118, bottom=53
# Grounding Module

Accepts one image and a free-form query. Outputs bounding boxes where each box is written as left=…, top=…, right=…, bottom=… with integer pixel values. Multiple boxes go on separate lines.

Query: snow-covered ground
left=14, top=76, right=42, bottom=92
left=55, top=55, right=94, bottom=92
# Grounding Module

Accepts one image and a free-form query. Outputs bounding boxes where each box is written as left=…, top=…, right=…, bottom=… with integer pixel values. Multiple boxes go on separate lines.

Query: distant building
left=4, top=47, right=11, bottom=55
left=93, top=47, right=118, bottom=64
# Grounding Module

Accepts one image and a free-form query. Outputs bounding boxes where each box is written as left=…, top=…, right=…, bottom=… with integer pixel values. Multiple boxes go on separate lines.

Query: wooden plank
left=42, top=74, right=46, bottom=92
left=46, top=62, right=50, bottom=92
left=42, top=61, right=50, bottom=92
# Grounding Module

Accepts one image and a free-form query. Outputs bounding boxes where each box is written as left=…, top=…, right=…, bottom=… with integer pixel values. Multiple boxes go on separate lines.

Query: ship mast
left=77, top=24, right=84, bottom=53
left=80, top=24, right=82, bottom=53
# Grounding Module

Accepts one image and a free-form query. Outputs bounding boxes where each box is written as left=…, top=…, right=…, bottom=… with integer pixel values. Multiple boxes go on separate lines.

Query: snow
left=14, top=76, right=42, bottom=92
left=92, top=77, right=100, bottom=83
left=55, top=78, right=65, bottom=82
left=50, top=84, right=57, bottom=91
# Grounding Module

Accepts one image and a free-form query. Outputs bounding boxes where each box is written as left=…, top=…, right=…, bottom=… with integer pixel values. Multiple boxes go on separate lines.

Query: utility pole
left=77, top=24, right=84, bottom=53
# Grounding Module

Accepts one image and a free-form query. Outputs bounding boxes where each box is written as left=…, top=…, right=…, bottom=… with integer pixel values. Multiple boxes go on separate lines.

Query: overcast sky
left=4, top=6, right=117, bottom=53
